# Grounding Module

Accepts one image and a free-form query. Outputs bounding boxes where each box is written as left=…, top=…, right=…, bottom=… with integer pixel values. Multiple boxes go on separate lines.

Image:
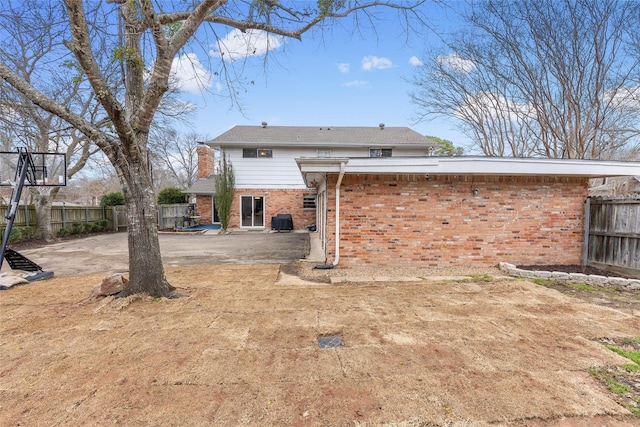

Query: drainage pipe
left=314, top=162, right=346, bottom=269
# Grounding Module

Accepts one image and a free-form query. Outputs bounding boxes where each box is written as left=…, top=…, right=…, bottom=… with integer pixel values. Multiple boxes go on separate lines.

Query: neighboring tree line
left=412, top=0, right=640, bottom=160
left=0, top=2, right=204, bottom=243
left=100, top=187, right=188, bottom=207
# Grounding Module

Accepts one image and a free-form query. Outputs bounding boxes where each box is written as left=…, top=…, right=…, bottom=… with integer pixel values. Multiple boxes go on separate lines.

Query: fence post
left=112, top=206, right=117, bottom=231
left=24, top=204, right=30, bottom=239
left=582, top=197, right=591, bottom=272
left=62, top=203, right=66, bottom=229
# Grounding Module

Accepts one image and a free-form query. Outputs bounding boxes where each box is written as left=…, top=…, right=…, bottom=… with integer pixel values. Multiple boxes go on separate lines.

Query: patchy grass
left=459, top=274, right=494, bottom=283
left=565, top=282, right=602, bottom=292
left=622, top=363, right=640, bottom=373
left=530, top=279, right=555, bottom=286
left=529, top=278, right=640, bottom=314
left=606, top=344, right=640, bottom=365
left=591, top=338, right=640, bottom=417
left=532, top=281, right=615, bottom=293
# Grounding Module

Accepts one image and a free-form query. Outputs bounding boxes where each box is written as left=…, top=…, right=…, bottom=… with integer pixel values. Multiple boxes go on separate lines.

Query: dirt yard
left=1, top=265, right=640, bottom=426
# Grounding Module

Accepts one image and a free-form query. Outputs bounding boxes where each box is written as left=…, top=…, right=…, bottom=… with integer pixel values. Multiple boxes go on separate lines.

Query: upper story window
left=370, top=148, right=392, bottom=158
left=317, top=149, right=331, bottom=157
left=243, top=148, right=273, bottom=158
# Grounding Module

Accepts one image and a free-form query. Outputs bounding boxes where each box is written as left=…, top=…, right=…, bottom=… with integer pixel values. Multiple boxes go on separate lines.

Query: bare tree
left=0, top=0, right=427, bottom=298
left=149, top=129, right=202, bottom=191
left=411, top=0, right=640, bottom=159
left=0, top=2, right=104, bottom=240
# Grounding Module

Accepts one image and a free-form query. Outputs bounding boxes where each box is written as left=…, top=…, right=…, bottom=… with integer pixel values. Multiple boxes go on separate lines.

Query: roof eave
left=210, top=141, right=438, bottom=149
left=296, top=156, right=640, bottom=179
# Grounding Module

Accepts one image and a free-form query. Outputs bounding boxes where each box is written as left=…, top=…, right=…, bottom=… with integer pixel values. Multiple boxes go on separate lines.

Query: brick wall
left=324, top=174, right=588, bottom=267
left=227, top=188, right=317, bottom=230
left=195, top=195, right=213, bottom=223
left=197, top=145, right=215, bottom=178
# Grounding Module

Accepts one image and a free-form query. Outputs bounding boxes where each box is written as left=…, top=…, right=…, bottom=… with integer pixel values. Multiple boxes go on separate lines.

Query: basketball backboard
left=0, top=151, right=66, bottom=187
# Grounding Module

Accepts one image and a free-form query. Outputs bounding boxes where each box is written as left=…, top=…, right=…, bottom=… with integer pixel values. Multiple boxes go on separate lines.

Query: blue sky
left=171, top=2, right=468, bottom=147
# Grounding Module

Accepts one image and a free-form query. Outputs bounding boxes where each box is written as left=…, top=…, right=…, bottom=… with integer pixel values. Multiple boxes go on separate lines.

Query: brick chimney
left=197, top=144, right=215, bottom=178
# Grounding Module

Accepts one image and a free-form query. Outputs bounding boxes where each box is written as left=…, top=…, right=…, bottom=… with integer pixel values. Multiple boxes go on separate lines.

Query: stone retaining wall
left=499, top=262, right=640, bottom=290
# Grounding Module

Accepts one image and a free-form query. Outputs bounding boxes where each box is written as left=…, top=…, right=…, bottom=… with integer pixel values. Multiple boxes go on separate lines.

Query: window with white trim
left=243, top=148, right=273, bottom=158
left=369, top=148, right=392, bottom=157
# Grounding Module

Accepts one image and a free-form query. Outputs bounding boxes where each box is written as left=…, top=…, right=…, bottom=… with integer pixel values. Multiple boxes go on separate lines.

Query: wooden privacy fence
left=0, top=204, right=114, bottom=237
left=586, top=196, right=640, bottom=276
left=157, top=203, right=197, bottom=230
left=0, top=203, right=194, bottom=237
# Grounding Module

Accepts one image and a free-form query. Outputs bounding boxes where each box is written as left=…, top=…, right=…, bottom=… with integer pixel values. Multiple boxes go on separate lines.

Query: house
left=295, top=156, right=640, bottom=268
left=191, top=123, right=640, bottom=268
left=189, top=123, right=439, bottom=230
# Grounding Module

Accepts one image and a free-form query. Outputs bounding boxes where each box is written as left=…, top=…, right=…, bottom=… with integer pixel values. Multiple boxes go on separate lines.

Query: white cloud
left=456, top=91, right=533, bottom=121
left=361, top=55, right=394, bottom=71
left=341, top=80, right=370, bottom=88
left=210, top=29, right=283, bottom=61
left=409, top=56, right=423, bottom=67
left=607, top=84, right=640, bottom=112
left=169, top=53, right=212, bottom=94
left=437, top=53, right=475, bottom=73
left=158, top=97, right=197, bottom=115
left=337, top=63, right=350, bottom=74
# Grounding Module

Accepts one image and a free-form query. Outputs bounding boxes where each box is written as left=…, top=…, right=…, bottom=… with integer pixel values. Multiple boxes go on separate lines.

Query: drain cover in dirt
left=317, top=335, right=344, bottom=348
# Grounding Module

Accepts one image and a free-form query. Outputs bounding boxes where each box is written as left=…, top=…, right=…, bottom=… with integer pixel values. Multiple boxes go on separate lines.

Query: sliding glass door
left=240, top=195, right=264, bottom=228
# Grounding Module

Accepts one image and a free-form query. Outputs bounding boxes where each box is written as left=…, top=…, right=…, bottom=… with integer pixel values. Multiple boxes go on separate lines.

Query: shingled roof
left=188, top=176, right=216, bottom=195
left=208, top=125, right=437, bottom=148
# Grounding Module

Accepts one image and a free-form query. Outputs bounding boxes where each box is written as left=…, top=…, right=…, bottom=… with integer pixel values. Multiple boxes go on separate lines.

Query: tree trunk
left=31, top=191, right=56, bottom=242
left=117, top=160, right=175, bottom=298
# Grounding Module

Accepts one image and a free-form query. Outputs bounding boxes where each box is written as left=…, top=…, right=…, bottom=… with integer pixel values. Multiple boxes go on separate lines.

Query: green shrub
left=87, top=222, right=102, bottom=232
left=158, top=187, right=186, bottom=205
left=71, top=222, right=83, bottom=234
left=100, top=191, right=125, bottom=207
left=8, top=227, right=27, bottom=244
left=57, top=228, right=69, bottom=237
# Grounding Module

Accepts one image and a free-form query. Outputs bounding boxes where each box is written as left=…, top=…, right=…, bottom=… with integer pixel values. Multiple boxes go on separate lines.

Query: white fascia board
left=297, top=156, right=640, bottom=178
left=217, top=141, right=435, bottom=149
left=431, top=157, right=640, bottom=177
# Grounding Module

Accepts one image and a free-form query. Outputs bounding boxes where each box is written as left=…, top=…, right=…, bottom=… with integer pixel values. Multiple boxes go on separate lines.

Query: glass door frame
left=240, top=195, right=265, bottom=229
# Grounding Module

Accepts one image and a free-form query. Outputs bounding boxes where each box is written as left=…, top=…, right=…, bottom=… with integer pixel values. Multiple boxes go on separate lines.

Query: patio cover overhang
left=295, top=156, right=640, bottom=187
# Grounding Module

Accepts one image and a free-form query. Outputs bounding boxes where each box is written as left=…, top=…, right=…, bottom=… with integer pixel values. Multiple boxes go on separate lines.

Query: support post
left=0, top=150, right=33, bottom=269
left=24, top=204, right=30, bottom=239
left=582, top=197, right=591, bottom=273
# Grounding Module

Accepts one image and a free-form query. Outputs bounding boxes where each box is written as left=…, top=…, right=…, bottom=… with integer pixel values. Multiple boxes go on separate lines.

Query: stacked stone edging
left=498, top=262, right=640, bottom=290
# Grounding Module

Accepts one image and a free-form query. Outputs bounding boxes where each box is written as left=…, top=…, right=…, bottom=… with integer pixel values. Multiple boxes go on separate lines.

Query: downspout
left=314, top=162, right=346, bottom=269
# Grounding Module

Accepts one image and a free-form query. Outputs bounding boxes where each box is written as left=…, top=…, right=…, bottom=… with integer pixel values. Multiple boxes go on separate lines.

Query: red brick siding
left=324, top=174, right=588, bottom=267
left=227, top=189, right=316, bottom=230
left=197, top=145, right=215, bottom=178
left=195, top=195, right=213, bottom=223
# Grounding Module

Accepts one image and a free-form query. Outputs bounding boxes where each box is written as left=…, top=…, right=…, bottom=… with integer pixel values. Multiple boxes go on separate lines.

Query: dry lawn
left=1, top=265, right=640, bottom=426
